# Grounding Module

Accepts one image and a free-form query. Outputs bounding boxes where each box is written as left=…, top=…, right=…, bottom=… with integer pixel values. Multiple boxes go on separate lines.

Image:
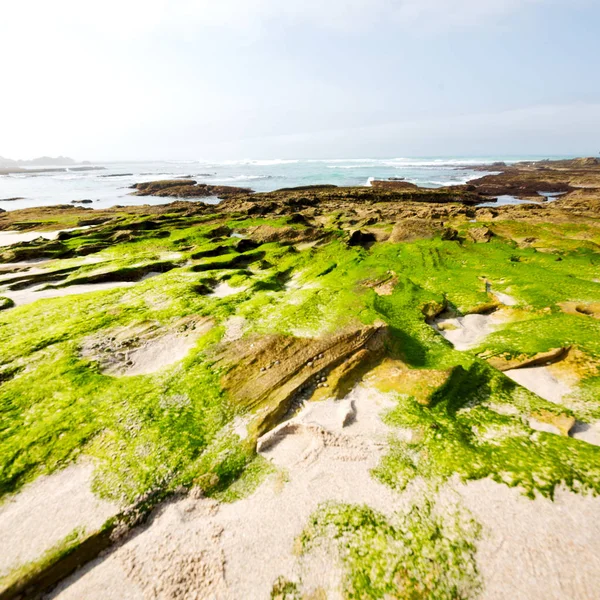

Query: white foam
left=211, top=159, right=299, bottom=167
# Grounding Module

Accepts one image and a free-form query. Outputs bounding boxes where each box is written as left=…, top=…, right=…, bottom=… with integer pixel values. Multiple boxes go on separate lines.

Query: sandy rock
left=245, top=225, right=323, bottom=246
left=487, top=347, right=570, bottom=371
left=468, top=226, right=493, bottom=243
left=559, top=301, right=600, bottom=319
left=212, top=325, right=389, bottom=437
left=530, top=410, right=576, bottom=436
left=388, top=219, right=440, bottom=243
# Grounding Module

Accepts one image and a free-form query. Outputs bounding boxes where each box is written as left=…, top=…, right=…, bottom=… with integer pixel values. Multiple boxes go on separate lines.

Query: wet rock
left=131, top=180, right=252, bottom=198
left=370, top=180, right=419, bottom=191
left=71, top=199, right=93, bottom=204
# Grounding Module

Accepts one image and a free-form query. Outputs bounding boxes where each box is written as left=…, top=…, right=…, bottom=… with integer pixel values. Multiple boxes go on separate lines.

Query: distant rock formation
left=0, top=155, right=79, bottom=168
left=20, top=156, right=77, bottom=167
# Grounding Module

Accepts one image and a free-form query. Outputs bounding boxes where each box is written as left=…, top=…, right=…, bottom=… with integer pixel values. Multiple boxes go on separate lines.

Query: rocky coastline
left=1, top=157, right=600, bottom=599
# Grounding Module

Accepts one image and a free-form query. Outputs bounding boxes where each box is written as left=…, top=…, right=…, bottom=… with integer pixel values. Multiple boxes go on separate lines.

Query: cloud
left=180, top=0, right=546, bottom=31
left=1, top=0, right=567, bottom=40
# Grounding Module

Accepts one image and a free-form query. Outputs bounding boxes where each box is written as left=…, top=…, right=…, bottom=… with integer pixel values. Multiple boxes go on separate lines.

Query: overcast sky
left=2, top=0, right=599, bottom=160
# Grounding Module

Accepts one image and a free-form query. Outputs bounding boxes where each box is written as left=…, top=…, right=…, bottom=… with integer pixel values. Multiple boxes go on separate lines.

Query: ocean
left=0, top=156, right=564, bottom=212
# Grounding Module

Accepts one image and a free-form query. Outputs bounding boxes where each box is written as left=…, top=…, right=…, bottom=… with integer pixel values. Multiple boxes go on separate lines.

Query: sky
left=1, top=0, right=599, bottom=160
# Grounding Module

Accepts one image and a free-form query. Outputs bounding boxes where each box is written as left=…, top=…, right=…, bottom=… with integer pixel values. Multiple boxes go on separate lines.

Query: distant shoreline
left=0, top=166, right=106, bottom=175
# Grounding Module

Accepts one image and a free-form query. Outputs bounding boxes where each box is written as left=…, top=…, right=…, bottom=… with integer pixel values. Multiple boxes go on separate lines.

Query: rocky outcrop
left=243, top=225, right=324, bottom=246
left=370, top=180, right=419, bottom=191
left=467, top=226, right=493, bottom=243
left=388, top=219, right=441, bottom=242
left=131, top=180, right=252, bottom=198
left=211, top=325, right=389, bottom=438
left=465, top=157, right=600, bottom=200
left=531, top=410, right=576, bottom=437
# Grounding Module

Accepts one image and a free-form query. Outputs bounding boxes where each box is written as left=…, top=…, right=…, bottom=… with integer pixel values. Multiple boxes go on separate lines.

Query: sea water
left=0, top=156, right=564, bottom=212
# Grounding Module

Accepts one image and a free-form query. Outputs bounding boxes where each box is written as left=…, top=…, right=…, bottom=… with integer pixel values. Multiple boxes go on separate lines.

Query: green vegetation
left=373, top=362, right=600, bottom=498
left=299, top=499, right=482, bottom=600
left=206, top=453, right=275, bottom=503
left=1, top=210, right=600, bottom=507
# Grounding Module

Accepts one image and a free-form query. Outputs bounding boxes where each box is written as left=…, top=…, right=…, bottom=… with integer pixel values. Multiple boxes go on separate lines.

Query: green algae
left=209, top=455, right=275, bottom=503
left=373, top=363, right=600, bottom=498
left=1, top=211, right=600, bottom=505
left=299, top=499, right=481, bottom=600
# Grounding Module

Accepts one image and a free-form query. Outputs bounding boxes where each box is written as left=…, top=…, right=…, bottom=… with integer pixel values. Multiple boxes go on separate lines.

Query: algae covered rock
left=0, top=296, right=14, bottom=311
left=441, top=227, right=459, bottom=241
left=421, top=299, right=447, bottom=320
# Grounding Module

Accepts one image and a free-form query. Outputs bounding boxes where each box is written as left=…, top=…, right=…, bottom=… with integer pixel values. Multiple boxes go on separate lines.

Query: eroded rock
left=467, top=226, right=493, bottom=243
left=211, top=325, right=389, bottom=437
left=486, top=347, right=570, bottom=371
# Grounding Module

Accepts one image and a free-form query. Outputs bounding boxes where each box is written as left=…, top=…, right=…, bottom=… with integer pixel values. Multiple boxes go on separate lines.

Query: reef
left=1, top=158, right=600, bottom=599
